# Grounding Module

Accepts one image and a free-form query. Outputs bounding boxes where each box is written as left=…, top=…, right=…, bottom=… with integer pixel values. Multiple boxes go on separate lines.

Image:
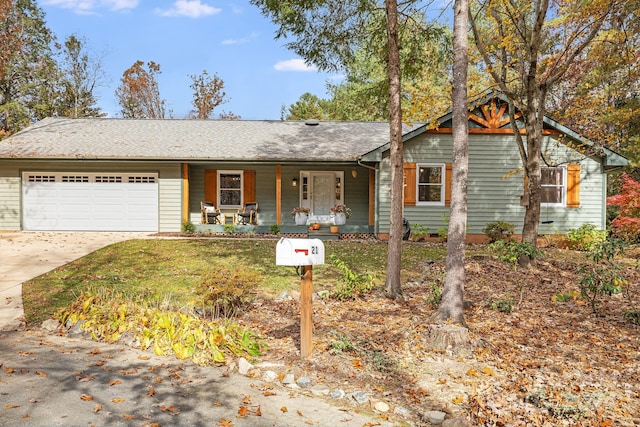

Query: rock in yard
left=262, top=370, right=278, bottom=382
left=330, top=389, right=345, bottom=400
left=310, top=384, right=330, bottom=396
left=374, top=401, right=390, bottom=413
left=296, top=376, right=312, bottom=388
left=281, top=373, right=295, bottom=385
left=351, top=391, right=369, bottom=404
left=424, top=410, right=447, bottom=425
left=238, top=357, right=253, bottom=376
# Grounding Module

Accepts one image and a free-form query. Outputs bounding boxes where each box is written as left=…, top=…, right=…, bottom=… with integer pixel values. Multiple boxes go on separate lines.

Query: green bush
left=483, top=221, right=515, bottom=243
left=223, top=223, right=236, bottom=234
left=488, top=298, right=515, bottom=313
left=410, top=223, right=429, bottom=241
left=329, top=254, right=377, bottom=300
left=567, top=223, right=607, bottom=251
left=195, top=267, right=261, bottom=318
left=269, top=224, right=281, bottom=235
left=181, top=220, right=195, bottom=234
left=425, top=274, right=444, bottom=307
left=577, top=239, right=627, bottom=314
left=488, top=240, right=542, bottom=267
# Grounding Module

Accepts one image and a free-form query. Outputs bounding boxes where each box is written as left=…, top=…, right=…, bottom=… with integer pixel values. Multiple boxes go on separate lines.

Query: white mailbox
left=276, top=238, right=325, bottom=266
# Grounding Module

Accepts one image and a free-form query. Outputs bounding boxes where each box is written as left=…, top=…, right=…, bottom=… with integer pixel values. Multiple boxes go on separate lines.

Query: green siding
left=188, top=164, right=370, bottom=227
left=378, top=133, right=606, bottom=235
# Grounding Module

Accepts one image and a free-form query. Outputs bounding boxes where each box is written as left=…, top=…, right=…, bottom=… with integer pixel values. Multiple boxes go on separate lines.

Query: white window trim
left=217, top=170, right=243, bottom=209
left=416, top=163, right=445, bottom=206
left=541, top=165, right=566, bottom=207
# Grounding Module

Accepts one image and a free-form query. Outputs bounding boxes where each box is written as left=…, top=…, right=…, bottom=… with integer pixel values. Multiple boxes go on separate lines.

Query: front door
left=310, top=172, right=335, bottom=215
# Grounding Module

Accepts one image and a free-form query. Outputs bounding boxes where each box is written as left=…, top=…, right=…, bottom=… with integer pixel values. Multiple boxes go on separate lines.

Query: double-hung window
left=417, top=164, right=445, bottom=205
left=541, top=166, right=565, bottom=206
left=218, top=171, right=242, bottom=208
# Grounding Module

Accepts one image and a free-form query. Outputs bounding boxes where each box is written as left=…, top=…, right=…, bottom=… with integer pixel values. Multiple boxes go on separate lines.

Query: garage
left=22, top=172, right=159, bottom=231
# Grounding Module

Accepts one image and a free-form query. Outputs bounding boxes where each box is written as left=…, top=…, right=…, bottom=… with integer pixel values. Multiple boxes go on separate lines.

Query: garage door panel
left=23, top=172, right=159, bottom=232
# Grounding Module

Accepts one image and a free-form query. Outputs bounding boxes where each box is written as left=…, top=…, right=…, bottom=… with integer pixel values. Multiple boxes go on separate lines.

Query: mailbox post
left=276, top=238, right=325, bottom=358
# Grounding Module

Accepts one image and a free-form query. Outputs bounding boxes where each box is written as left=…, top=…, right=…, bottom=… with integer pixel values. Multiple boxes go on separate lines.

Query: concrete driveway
left=0, top=231, right=156, bottom=331
left=0, top=232, right=393, bottom=427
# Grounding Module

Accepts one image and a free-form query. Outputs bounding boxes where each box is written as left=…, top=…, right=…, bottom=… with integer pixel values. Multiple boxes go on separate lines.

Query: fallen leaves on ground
left=239, top=248, right=640, bottom=426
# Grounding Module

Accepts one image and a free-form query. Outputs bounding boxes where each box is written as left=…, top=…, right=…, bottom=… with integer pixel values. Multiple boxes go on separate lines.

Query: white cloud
left=156, top=0, right=221, bottom=18
left=221, top=32, right=257, bottom=46
left=274, top=59, right=318, bottom=72
left=41, top=0, right=138, bottom=14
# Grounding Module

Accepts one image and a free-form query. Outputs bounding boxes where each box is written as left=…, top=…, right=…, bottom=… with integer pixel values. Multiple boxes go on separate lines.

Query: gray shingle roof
left=0, top=118, right=397, bottom=162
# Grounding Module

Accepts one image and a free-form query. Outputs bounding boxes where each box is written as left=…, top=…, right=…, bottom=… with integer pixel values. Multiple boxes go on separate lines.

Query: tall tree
left=282, top=92, right=332, bottom=120
left=432, top=0, right=469, bottom=325
left=470, top=0, right=628, bottom=256
left=0, top=0, right=55, bottom=136
left=251, top=0, right=444, bottom=296
left=56, top=34, right=105, bottom=118
left=188, top=70, right=228, bottom=119
left=115, top=60, right=166, bottom=119
left=383, top=0, right=404, bottom=299
left=547, top=1, right=640, bottom=165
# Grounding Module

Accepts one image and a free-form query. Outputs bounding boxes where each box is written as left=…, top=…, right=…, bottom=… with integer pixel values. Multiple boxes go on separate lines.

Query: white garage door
left=22, top=172, right=159, bottom=231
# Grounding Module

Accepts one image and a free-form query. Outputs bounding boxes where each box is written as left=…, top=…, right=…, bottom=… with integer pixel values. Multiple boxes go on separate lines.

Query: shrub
left=488, top=298, right=515, bottom=313
left=567, top=223, right=607, bottom=251
left=577, top=239, right=627, bottom=315
left=329, top=254, right=377, bottom=300
left=223, top=223, right=236, bottom=234
left=269, top=224, right=281, bottom=235
left=437, top=227, right=448, bottom=242
left=425, top=275, right=443, bottom=307
left=55, top=288, right=263, bottom=365
left=608, top=173, right=640, bottom=243
left=410, top=223, right=429, bottom=241
left=195, top=267, right=261, bottom=318
left=181, top=220, right=195, bottom=234
left=483, top=221, right=515, bottom=243
left=488, top=240, right=542, bottom=267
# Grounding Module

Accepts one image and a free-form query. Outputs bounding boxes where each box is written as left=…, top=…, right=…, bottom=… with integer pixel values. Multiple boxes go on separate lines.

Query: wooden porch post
left=182, top=163, right=189, bottom=223
left=368, top=169, right=375, bottom=226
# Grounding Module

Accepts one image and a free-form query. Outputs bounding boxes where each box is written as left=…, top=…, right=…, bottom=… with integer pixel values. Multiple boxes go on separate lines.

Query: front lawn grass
left=22, top=238, right=455, bottom=324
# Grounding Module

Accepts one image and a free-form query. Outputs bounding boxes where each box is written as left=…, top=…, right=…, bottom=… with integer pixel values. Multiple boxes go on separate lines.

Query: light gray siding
left=377, top=133, right=606, bottom=235
left=0, top=161, right=181, bottom=232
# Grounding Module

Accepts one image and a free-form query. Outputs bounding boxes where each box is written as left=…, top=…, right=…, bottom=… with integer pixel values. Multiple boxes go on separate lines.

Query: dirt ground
left=239, top=249, right=640, bottom=426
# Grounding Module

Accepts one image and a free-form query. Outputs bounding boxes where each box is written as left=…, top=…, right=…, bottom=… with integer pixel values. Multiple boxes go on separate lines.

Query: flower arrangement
left=331, top=204, right=352, bottom=218
left=291, top=206, right=311, bottom=217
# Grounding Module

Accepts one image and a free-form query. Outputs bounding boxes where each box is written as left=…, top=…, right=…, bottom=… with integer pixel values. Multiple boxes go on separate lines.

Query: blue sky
left=40, top=0, right=339, bottom=119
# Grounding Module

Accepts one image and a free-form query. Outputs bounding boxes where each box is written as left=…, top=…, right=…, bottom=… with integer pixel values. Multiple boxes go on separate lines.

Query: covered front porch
left=182, top=162, right=377, bottom=238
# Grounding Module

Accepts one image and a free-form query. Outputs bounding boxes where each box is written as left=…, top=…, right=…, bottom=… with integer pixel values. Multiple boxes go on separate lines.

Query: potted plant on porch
left=291, top=206, right=311, bottom=225
left=331, top=204, right=351, bottom=225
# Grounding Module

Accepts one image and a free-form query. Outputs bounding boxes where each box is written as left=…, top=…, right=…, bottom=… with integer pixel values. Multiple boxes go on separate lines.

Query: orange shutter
left=243, top=170, right=256, bottom=203
left=403, top=163, right=416, bottom=206
left=566, top=164, right=580, bottom=208
left=445, top=163, right=452, bottom=206
left=204, top=169, right=217, bottom=203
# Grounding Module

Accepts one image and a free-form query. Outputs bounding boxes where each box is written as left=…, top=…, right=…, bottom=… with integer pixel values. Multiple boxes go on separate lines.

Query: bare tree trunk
left=520, top=91, right=545, bottom=267
left=384, top=0, right=404, bottom=300
left=432, top=0, right=468, bottom=326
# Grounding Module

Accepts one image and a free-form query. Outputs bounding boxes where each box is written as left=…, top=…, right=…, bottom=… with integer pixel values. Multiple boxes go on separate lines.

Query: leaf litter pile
left=239, top=249, right=640, bottom=426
